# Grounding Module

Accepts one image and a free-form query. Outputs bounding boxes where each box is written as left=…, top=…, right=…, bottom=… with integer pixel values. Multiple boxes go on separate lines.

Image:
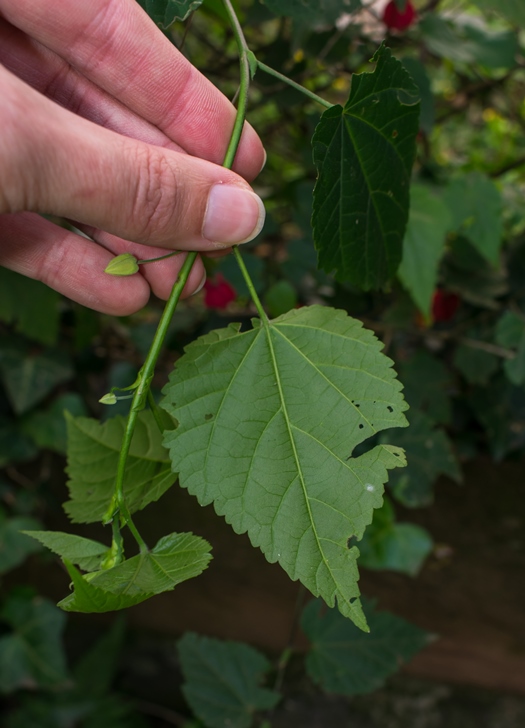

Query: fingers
left=0, top=67, right=265, bottom=252
left=0, top=17, right=186, bottom=154
left=0, top=213, right=206, bottom=315
left=0, top=0, right=266, bottom=180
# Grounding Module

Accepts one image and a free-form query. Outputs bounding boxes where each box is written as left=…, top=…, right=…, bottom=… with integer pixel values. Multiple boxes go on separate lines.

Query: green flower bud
left=104, top=254, right=139, bottom=276
left=99, top=392, right=118, bottom=405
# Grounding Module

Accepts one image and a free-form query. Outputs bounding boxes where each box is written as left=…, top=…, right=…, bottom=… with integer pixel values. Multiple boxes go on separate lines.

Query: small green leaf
left=358, top=498, right=433, bottom=577
left=312, top=45, right=420, bottom=289
left=23, top=530, right=110, bottom=572
left=137, top=0, right=204, bottom=26
left=302, top=598, right=430, bottom=696
left=73, top=617, right=126, bottom=697
left=162, top=305, right=408, bottom=631
left=382, top=409, right=461, bottom=508
left=398, top=185, right=451, bottom=320
left=444, top=172, right=503, bottom=265
left=58, top=532, right=211, bottom=613
left=0, top=594, right=68, bottom=693
left=64, top=410, right=176, bottom=523
left=398, top=350, right=453, bottom=425
left=0, top=509, right=43, bottom=574
left=454, top=343, right=499, bottom=386
left=246, top=50, right=258, bottom=79
left=177, top=633, right=280, bottom=728
left=264, top=280, right=297, bottom=317
left=104, top=254, right=139, bottom=277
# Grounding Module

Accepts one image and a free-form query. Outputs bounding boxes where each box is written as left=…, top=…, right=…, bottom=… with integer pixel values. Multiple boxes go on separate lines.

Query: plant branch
left=256, top=60, right=334, bottom=109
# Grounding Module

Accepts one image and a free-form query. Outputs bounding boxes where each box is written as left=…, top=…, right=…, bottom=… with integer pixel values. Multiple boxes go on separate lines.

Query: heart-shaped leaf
left=162, top=305, right=408, bottom=630
left=312, top=45, right=420, bottom=289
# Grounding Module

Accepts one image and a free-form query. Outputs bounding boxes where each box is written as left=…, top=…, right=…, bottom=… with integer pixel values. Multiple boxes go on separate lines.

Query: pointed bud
left=104, top=254, right=139, bottom=276
left=99, top=392, right=118, bottom=405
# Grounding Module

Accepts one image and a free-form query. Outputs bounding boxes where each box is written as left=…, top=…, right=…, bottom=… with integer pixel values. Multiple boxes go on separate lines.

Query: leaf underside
left=162, top=306, right=408, bottom=631
left=312, top=45, right=420, bottom=290
left=137, top=0, right=203, bottom=26
left=57, top=532, right=212, bottom=613
left=64, top=410, right=176, bottom=524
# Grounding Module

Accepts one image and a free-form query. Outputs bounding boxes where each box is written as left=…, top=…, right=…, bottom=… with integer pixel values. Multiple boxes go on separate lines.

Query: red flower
left=203, top=273, right=237, bottom=310
left=431, top=290, right=460, bottom=322
left=382, top=0, right=417, bottom=31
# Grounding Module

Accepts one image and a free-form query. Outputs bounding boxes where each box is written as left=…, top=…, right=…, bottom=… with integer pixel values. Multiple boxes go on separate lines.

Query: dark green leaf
left=469, top=375, right=525, bottom=460
left=358, top=498, right=433, bottom=577
left=136, top=0, right=203, bottom=26
left=0, top=339, right=73, bottom=415
left=23, top=530, right=110, bottom=572
left=478, top=0, right=525, bottom=25
left=0, top=594, right=68, bottom=693
left=312, top=45, right=420, bottom=289
left=177, top=633, right=280, bottom=728
left=382, top=410, right=461, bottom=508
left=0, top=268, right=60, bottom=346
left=64, top=410, right=176, bottom=523
left=444, top=173, right=502, bottom=265
left=398, top=185, right=451, bottom=319
left=73, top=617, right=126, bottom=697
left=421, top=15, right=519, bottom=70
left=398, top=350, right=452, bottom=425
left=399, top=57, right=435, bottom=135
left=21, top=393, right=87, bottom=454
left=302, top=598, right=430, bottom=696
left=495, top=311, right=525, bottom=385
left=162, top=305, right=408, bottom=631
left=453, top=343, right=499, bottom=386
left=0, top=416, right=37, bottom=467
left=58, top=532, right=211, bottom=613
left=264, top=280, right=297, bottom=317
left=0, top=509, right=42, bottom=574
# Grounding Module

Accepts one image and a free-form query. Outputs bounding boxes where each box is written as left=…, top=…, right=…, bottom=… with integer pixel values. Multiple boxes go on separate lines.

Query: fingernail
left=191, top=272, right=207, bottom=296
left=203, top=184, right=265, bottom=246
left=259, top=149, right=267, bottom=174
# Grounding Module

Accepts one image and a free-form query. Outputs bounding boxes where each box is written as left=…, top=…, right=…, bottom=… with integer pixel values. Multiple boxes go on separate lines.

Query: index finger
left=0, top=0, right=265, bottom=180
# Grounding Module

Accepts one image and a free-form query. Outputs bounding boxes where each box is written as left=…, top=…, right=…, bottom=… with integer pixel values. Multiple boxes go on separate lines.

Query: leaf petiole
left=255, top=59, right=333, bottom=109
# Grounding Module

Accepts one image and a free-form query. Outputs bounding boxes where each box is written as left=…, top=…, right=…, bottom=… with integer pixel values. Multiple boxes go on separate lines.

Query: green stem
left=104, top=252, right=197, bottom=526
left=137, top=250, right=181, bottom=265
left=106, top=0, right=262, bottom=543
left=256, top=60, right=333, bottom=109
left=232, top=246, right=268, bottom=323
left=221, top=0, right=251, bottom=169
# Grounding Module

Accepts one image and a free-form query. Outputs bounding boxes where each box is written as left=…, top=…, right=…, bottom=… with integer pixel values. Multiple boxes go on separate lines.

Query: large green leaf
left=0, top=509, right=42, bottom=574
left=382, top=409, right=461, bottom=508
left=302, top=598, right=430, bottom=696
left=0, top=594, right=68, bottom=693
left=58, top=532, right=211, bottom=613
left=0, top=338, right=73, bottom=415
left=162, top=305, right=408, bottom=631
left=264, top=0, right=361, bottom=24
left=357, top=498, right=433, bottom=577
left=64, top=410, right=176, bottom=523
left=312, top=45, right=420, bottom=290
left=444, top=172, right=503, bottom=265
left=136, top=0, right=203, bottom=26
left=177, top=633, right=280, bottom=728
left=398, top=185, right=451, bottom=320
left=23, top=530, right=110, bottom=572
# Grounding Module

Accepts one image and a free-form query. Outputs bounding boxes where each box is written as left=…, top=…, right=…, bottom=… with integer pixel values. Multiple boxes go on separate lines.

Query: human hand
left=0, top=0, right=266, bottom=314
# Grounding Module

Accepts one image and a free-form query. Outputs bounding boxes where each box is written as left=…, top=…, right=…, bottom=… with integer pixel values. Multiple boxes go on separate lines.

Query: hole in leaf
left=358, top=423, right=364, bottom=429
left=204, top=414, right=214, bottom=421
left=387, top=405, right=393, bottom=412
left=347, top=535, right=358, bottom=549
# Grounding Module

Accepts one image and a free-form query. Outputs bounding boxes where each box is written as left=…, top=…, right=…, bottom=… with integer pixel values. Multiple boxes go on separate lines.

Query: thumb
left=1, top=66, right=265, bottom=251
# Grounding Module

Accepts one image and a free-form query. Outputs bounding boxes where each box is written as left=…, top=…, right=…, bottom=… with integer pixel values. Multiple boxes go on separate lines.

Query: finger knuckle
left=131, top=146, right=181, bottom=241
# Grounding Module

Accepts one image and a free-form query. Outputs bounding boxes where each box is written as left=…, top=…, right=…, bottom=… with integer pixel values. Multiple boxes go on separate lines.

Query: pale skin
left=0, top=0, right=266, bottom=315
